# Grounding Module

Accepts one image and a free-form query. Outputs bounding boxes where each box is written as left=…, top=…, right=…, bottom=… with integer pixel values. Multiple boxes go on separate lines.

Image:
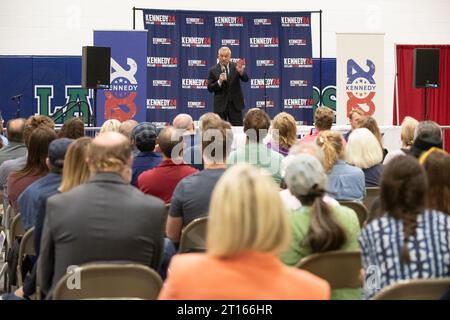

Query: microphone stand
left=14, top=96, right=22, bottom=118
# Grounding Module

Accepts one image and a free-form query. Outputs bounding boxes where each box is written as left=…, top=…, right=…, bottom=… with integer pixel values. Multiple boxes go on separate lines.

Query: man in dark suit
left=38, top=132, right=166, bottom=299
left=207, top=46, right=249, bottom=126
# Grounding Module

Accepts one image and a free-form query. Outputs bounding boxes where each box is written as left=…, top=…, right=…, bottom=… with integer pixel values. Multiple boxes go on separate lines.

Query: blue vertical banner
left=94, top=30, right=147, bottom=125
left=143, top=9, right=313, bottom=124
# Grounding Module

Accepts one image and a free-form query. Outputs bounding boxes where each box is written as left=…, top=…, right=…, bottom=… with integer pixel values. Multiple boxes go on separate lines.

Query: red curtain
left=394, top=45, right=450, bottom=153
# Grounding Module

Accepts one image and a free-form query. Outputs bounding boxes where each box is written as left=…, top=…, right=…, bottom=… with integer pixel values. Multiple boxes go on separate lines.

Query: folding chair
left=373, top=278, right=450, bottom=300
left=364, top=187, right=380, bottom=213
left=339, top=201, right=368, bottom=227
left=16, top=227, right=35, bottom=287
left=52, top=263, right=163, bottom=300
left=178, top=217, right=208, bottom=253
left=296, top=250, right=362, bottom=289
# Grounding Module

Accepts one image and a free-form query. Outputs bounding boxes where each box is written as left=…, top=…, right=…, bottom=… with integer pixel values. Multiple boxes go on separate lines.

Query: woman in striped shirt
left=359, top=155, right=450, bottom=299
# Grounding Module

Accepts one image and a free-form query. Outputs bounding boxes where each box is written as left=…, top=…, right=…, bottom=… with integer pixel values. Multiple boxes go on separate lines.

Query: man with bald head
left=0, top=118, right=27, bottom=166
left=138, top=126, right=198, bottom=203
left=38, top=132, right=166, bottom=298
left=207, top=46, right=249, bottom=126
left=173, top=114, right=202, bottom=170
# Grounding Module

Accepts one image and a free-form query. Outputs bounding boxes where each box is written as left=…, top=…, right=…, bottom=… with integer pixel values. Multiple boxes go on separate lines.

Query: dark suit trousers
left=217, top=101, right=243, bottom=126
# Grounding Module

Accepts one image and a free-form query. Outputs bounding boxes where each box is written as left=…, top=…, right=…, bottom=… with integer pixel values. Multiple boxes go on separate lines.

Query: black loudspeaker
left=413, top=48, right=440, bottom=88
left=82, top=46, right=111, bottom=88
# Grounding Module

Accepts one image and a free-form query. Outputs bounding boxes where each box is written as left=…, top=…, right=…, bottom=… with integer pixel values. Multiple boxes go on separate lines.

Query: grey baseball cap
left=284, top=154, right=327, bottom=197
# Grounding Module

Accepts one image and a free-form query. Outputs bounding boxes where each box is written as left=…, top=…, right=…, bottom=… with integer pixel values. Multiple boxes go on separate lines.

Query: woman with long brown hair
left=359, top=155, right=450, bottom=299
left=7, top=126, right=56, bottom=212
left=280, top=154, right=361, bottom=299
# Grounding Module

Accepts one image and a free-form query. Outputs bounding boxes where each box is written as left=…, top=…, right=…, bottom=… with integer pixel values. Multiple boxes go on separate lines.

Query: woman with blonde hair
left=346, top=128, right=384, bottom=187
left=99, top=119, right=121, bottom=134
left=383, top=116, right=419, bottom=164
left=59, top=137, right=92, bottom=192
left=267, top=112, right=297, bottom=156
left=316, top=130, right=365, bottom=201
left=159, top=164, right=330, bottom=300
left=357, top=116, right=388, bottom=160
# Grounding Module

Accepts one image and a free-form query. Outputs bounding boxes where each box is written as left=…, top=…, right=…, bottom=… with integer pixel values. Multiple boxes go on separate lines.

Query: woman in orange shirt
left=158, top=164, right=330, bottom=300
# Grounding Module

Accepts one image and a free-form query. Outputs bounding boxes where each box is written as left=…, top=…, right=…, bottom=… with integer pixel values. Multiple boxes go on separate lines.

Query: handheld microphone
left=11, top=94, right=23, bottom=101
left=220, top=65, right=227, bottom=82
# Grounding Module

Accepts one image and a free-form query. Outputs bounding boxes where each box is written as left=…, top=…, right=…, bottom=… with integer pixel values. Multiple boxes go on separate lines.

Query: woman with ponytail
left=359, top=155, right=450, bottom=299
left=280, top=154, right=361, bottom=299
left=316, top=130, right=365, bottom=201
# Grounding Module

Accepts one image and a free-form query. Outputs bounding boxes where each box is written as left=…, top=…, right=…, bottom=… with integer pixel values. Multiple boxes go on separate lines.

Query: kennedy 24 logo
left=35, top=85, right=92, bottom=125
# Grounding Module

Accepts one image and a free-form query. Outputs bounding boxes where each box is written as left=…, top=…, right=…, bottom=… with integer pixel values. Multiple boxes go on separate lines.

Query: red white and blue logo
left=345, top=59, right=376, bottom=116
left=104, top=58, right=138, bottom=122
left=284, top=57, right=313, bottom=68
left=214, top=16, right=244, bottom=27
left=281, top=16, right=310, bottom=27
left=147, top=57, right=178, bottom=68
left=283, top=98, right=314, bottom=109
left=181, top=37, right=211, bottom=48
left=250, top=37, right=279, bottom=48
left=187, top=101, right=206, bottom=109
left=251, top=78, right=280, bottom=89
left=145, top=14, right=176, bottom=25
left=182, top=79, right=208, bottom=89
left=147, top=98, right=177, bottom=109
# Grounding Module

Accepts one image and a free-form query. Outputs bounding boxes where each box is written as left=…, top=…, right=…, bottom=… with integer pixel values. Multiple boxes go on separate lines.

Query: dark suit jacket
left=37, top=172, right=166, bottom=298
left=207, top=62, right=249, bottom=113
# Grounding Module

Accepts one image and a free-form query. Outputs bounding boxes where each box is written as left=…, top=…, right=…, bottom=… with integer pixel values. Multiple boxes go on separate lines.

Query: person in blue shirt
left=130, top=122, right=162, bottom=186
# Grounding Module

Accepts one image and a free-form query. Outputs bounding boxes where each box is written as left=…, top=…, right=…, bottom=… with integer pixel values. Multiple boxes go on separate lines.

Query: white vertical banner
left=336, top=33, right=384, bottom=125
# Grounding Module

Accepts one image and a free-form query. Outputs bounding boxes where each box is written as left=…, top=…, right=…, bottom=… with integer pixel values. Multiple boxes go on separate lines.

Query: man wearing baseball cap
left=130, top=122, right=162, bottom=186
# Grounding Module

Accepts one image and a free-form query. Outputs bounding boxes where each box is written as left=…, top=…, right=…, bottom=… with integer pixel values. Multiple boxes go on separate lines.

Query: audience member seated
left=159, top=164, right=331, bottom=300
left=316, top=130, right=365, bottom=201
left=343, top=109, right=364, bottom=141
left=419, top=147, right=450, bottom=215
left=99, top=118, right=121, bottom=134
left=227, top=108, right=283, bottom=184
left=359, top=155, right=450, bottom=299
left=5, top=138, right=72, bottom=300
left=300, top=106, right=334, bottom=144
left=409, top=120, right=443, bottom=158
left=357, top=116, right=388, bottom=160
left=280, top=154, right=361, bottom=300
left=118, top=119, right=138, bottom=139
left=0, top=118, right=26, bottom=166
left=58, top=117, right=85, bottom=139
left=167, top=119, right=233, bottom=244
left=280, top=141, right=340, bottom=210
left=173, top=114, right=202, bottom=171
left=19, top=138, right=73, bottom=230
left=266, top=112, right=297, bottom=156
left=7, top=127, right=57, bottom=213
left=383, top=116, right=418, bottom=164
left=130, top=122, right=161, bottom=186
left=138, top=126, right=198, bottom=203
left=38, top=132, right=166, bottom=299
left=0, top=115, right=54, bottom=208
left=346, top=128, right=384, bottom=187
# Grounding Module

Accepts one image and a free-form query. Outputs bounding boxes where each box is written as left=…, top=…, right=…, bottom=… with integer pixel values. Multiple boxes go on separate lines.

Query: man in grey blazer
left=38, top=131, right=166, bottom=298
